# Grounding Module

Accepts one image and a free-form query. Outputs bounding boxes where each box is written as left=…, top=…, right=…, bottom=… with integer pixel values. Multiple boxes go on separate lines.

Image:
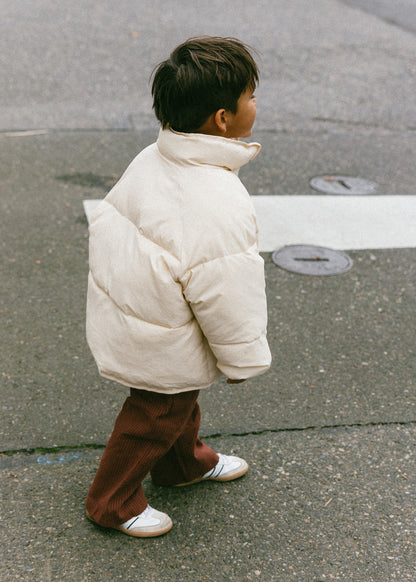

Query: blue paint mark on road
left=36, top=452, right=80, bottom=465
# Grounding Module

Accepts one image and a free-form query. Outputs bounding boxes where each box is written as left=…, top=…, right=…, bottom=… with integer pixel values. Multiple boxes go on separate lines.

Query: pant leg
left=86, top=388, right=204, bottom=528
left=151, top=399, right=219, bottom=486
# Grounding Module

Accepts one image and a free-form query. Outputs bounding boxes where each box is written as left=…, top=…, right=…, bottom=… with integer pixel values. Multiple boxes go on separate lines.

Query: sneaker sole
left=174, top=461, right=249, bottom=487
left=115, top=521, right=173, bottom=538
left=86, top=511, right=173, bottom=538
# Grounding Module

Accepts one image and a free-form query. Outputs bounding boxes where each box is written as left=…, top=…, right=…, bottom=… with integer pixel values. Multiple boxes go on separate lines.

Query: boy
left=85, top=36, right=271, bottom=538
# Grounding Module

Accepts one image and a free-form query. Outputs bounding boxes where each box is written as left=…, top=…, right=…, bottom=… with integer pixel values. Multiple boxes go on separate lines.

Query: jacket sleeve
left=180, top=245, right=271, bottom=379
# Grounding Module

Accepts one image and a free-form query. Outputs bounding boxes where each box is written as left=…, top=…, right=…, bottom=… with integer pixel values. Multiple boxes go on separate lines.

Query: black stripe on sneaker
left=126, top=517, right=140, bottom=530
left=217, top=464, right=226, bottom=477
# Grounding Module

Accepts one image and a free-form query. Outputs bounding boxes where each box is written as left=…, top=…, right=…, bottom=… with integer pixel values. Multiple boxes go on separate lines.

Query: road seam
left=2, top=419, right=416, bottom=458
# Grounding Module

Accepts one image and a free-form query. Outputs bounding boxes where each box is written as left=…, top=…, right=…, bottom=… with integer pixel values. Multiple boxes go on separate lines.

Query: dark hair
left=151, top=36, right=259, bottom=133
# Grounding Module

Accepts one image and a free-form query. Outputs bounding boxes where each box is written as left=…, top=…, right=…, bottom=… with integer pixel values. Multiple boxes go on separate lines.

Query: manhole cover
left=272, top=245, right=353, bottom=276
left=310, top=175, right=378, bottom=195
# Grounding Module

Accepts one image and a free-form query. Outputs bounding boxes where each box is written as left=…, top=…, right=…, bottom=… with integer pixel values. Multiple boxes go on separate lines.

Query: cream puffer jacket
left=86, top=129, right=271, bottom=393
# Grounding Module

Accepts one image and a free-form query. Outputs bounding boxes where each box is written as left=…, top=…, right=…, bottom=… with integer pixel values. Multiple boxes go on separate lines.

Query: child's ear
left=213, top=109, right=228, bottom=135
left=196, top=109, right=229, bottom=136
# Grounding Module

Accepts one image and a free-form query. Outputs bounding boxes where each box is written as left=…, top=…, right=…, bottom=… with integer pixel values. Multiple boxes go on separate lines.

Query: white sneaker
left=116, top=505, right=172, bottom=538
left=176, top=453, right=248, bottom=486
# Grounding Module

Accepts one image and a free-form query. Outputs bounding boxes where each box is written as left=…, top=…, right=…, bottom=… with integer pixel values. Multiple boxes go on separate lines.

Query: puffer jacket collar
left=157, top=128, right=261, bottom=172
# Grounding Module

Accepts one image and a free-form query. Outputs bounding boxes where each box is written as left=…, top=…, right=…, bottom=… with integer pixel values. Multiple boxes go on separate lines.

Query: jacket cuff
left=211, top=335, right=271, bottom=380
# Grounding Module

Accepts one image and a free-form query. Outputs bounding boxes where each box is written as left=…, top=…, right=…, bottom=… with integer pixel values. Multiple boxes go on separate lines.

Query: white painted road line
left=83, top=195, right=416, bottom=252
left=253, top=196, right=416, bottom=251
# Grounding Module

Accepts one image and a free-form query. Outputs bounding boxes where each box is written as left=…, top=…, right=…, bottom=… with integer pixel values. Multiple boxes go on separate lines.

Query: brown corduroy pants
left=85, top=388, right=219, bottom=528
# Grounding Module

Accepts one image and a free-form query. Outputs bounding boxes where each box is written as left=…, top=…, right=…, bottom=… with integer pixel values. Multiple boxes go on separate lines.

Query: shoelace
left=140, top=505, right=153, bottom=519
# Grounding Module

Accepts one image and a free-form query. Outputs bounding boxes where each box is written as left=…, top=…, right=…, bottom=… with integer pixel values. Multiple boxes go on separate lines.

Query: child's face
left=224, top=87, right=257, bottom=139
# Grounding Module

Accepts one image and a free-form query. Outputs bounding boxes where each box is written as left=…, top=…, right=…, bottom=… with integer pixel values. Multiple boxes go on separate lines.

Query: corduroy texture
left=85, top=388, right=218, bottom=528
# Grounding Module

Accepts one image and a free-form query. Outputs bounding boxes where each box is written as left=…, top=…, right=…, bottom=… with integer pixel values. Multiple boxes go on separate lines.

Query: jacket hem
left=97, top=370, right=217, bottom=394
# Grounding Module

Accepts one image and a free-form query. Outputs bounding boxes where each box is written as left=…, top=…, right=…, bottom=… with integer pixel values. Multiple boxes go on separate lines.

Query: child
left=85, top=36, right=271, bottom=538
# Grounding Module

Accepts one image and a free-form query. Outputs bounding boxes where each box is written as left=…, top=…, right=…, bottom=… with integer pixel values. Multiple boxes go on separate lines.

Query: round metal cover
left=272, top=245, right=353, bottom=276
left=310, top=175, right=378, bottom=195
